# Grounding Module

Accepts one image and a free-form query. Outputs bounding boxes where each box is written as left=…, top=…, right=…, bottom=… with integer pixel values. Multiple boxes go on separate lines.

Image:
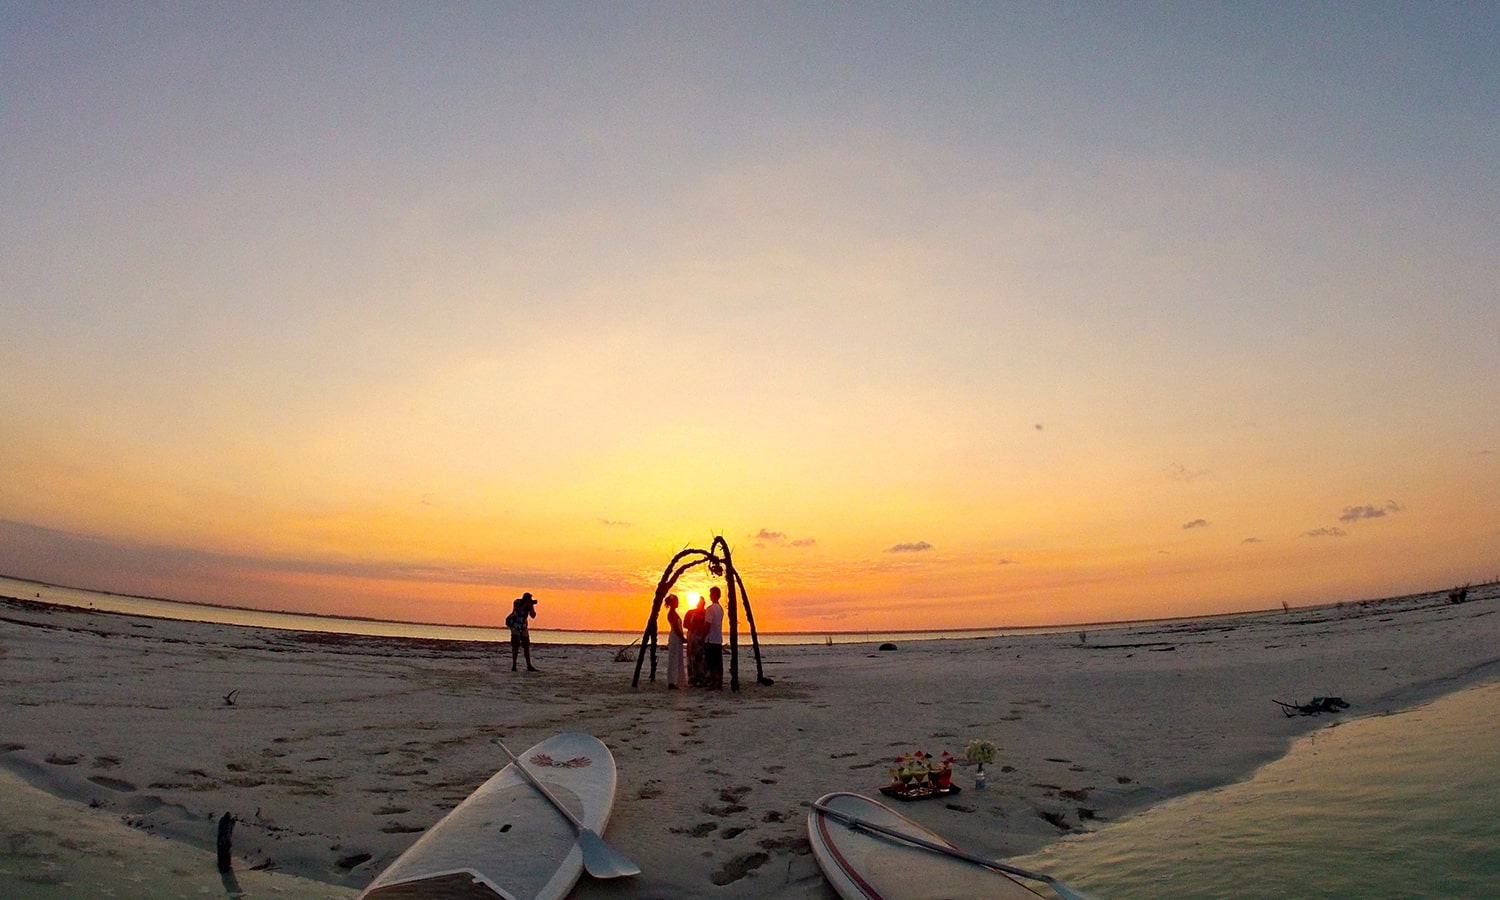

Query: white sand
left=2, top=585, right=1497, bottom=898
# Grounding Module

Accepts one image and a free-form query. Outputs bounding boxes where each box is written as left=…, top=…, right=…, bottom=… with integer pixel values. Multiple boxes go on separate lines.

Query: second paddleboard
left=808, top=791, right=1043, bottom=900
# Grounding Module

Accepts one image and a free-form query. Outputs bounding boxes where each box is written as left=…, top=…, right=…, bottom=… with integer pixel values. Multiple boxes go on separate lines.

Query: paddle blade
left=496, top=738, right=639, bottom=880
left=578, top=829, right=641, bottom=878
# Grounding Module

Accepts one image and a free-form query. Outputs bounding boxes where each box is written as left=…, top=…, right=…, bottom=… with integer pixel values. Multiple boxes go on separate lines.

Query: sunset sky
left=2, top=4, right=1497, bottom=632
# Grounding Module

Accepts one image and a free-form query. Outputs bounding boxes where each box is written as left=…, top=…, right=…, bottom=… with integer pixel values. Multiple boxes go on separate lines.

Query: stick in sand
left=494, top=739, right=640, bottom=879
left=812, top=800, right=1098, bottom=900
left=216, top=812, right=234, bottom=873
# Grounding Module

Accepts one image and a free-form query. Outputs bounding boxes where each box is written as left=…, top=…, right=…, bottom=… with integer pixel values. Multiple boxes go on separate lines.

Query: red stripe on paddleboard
left=815, top=810, right=884, bottom=900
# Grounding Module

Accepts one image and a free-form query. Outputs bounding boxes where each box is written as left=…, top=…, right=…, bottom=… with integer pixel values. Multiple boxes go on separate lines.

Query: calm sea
left=1012, top=679, right=1500, bottom=899
left=0, top=573, right=1098, bottom=646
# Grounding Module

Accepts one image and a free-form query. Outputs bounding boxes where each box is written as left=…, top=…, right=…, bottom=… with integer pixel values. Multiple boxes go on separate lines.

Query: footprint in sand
left=704, top=786, right=751, bottom=816
left=710, top=851, right=770, bottom=885
left=87, top=775, right=138, bottom=792
left=638, top=781, right=665, bottom=800
left=383, top=766, right=429, bottom=777
left=755, top=834, right=812, bottom=856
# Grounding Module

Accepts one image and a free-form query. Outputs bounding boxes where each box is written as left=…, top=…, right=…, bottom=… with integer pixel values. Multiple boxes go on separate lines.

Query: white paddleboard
left=360, top=732, right=618, bottom=900
left=808, top=792, right=1043, bottom=900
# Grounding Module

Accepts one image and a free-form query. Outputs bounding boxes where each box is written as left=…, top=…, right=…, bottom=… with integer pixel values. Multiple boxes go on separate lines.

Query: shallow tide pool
left=1012, top=679, right=1500, bottom=899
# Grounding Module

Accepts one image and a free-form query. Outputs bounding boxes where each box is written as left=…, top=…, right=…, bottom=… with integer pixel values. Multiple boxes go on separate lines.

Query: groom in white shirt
left=704, top=586, right=725, bottom=690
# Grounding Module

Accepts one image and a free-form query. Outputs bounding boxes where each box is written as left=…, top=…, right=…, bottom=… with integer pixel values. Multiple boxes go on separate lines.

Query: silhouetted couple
left=666, top=587, right=723, bottom=690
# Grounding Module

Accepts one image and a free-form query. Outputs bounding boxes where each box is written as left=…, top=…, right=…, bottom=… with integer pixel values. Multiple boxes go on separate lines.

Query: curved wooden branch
left=734, top=568, right=770, bottom=685
left=632, top=548, right=712, bottom=687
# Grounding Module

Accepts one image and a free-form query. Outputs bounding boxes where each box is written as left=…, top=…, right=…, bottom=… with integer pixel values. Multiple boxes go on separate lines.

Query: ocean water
left=1012, top=680, right=1500, bottom=899
left=0, top=573, right=1115, bottom=646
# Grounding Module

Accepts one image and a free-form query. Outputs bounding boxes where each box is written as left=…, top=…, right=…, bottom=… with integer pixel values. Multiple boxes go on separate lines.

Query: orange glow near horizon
left=20, top=516, right=1488, bottom=634
left=0, top=511, right=1496, bottom=633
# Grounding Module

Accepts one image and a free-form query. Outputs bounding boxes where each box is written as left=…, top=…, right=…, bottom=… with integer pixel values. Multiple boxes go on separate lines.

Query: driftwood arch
left=631, top=536, right=770, bottom=691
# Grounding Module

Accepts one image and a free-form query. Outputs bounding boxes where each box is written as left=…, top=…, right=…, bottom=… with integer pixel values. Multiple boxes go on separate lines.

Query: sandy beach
left=2, top=585, right=1497, bottom=898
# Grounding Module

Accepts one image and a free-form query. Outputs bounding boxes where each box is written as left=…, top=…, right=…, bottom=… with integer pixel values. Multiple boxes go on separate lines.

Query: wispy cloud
left=887, top=541, right=933, bottom=553
left=1303, top=527, right=1348, bottom=538
left=752, top=528, right=815, bottom=548
left=1338, top=500, right=1404, bottom=523
left=1182, top=518, right=1209, bottom=529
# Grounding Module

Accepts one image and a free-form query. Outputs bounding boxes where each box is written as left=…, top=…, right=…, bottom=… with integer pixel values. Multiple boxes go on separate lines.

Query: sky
left=2, top=2, right=1497, bottom=633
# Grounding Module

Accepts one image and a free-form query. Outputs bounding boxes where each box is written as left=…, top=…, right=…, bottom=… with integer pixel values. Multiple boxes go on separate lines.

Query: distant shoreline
left=4, top=569, right=1490, bottom=643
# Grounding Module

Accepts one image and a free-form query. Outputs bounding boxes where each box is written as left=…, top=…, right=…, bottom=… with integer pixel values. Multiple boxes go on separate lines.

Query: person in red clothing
left=684, top=597, right=708, bottom=687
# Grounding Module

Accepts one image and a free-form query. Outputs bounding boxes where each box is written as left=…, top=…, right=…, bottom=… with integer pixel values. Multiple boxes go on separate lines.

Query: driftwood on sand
left=1273, top=696, right=1350, bottom=717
